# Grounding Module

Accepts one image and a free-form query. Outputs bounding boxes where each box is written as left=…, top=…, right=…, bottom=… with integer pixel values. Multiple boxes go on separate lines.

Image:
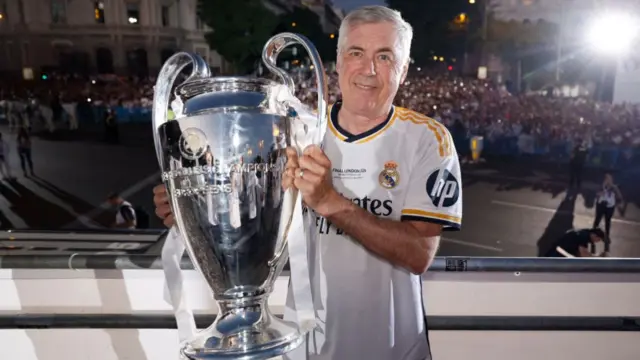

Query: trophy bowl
left=152, top=33, right=327, bottom=359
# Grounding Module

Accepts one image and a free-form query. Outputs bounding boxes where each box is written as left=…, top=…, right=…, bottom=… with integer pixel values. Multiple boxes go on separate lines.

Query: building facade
left=0, top=0, right=224, bottom=77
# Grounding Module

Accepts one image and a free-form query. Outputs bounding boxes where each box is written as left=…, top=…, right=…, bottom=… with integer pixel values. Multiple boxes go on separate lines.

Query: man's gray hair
left=337, top=6, right=413, bottom=65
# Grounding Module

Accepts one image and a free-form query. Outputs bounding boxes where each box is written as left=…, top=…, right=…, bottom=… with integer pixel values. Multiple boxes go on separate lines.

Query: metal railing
left=0, top=314, right=637, bottom=331
left=2, top=253, right=640, bottom=273
left=1, top=230, right=640, bottom=332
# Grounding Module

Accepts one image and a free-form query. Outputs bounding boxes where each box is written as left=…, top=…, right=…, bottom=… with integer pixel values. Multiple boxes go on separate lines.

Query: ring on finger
left=298, top=169, right=305, bottom=178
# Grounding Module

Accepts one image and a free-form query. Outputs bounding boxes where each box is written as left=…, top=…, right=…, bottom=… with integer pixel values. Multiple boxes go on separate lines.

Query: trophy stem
left=181, top=294, right=305, bottom=360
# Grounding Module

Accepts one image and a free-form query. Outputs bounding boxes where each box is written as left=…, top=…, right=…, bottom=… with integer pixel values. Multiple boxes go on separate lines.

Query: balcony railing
left=0, top=230, right=638, bottom=360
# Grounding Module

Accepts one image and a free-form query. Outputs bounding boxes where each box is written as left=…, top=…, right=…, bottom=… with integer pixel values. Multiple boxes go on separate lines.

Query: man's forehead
left=344, top=23, right=400, bottom=52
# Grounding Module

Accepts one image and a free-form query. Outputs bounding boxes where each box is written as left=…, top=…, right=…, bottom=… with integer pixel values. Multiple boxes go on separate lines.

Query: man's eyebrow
left=376, top=47, right=394, bottom=54
left=346, top=46, right=395, bottom=54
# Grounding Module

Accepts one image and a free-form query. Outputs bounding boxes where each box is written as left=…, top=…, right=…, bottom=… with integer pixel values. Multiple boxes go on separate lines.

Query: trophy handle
left=262, top=32, right=328, bottom=146
left=152, top=52, right=211, bottom=167
left=262, top=33, right=328, bottom=268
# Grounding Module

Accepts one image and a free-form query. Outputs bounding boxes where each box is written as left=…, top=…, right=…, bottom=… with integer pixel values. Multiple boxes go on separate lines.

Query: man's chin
left=343, top=103, right=382, bottom=118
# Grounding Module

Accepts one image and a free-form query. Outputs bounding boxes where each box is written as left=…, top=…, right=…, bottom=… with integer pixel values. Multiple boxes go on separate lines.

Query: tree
left=386, top=0, right=474, bottom=65
left=275, top=7, right=337, bottom=63
left=198, top=0, right=280, bottom=74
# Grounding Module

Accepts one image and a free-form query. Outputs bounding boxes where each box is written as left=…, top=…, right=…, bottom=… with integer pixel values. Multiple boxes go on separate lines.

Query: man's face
left=590, top=234, right=603, bottom=243
left=336, top=21, right=408, bottom=117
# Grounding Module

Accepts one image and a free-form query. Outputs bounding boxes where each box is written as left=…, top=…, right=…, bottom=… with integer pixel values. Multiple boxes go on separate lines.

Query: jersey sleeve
left=120, top=206, right=136, bottom=223
left=400, top=128, right=462, bottom=230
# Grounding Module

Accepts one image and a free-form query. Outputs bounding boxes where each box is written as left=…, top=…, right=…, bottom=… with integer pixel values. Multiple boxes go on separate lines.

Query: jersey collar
left=328, top=101, right=396, bottom=144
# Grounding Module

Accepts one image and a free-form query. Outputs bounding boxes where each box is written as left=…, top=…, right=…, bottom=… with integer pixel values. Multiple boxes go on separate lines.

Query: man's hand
left=282, top=147, right=300, bottom=192
left=153, top=184, right=174, bottom=228
left=294, top=145, right=338, bottom=216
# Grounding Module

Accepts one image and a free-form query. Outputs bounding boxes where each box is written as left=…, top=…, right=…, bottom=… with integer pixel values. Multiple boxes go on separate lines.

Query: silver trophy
left=152, top=33, right=327, bottom=359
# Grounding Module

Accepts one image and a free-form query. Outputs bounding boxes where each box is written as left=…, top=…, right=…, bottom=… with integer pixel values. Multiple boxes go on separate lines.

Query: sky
left=334, top=0, right=385, bottom=11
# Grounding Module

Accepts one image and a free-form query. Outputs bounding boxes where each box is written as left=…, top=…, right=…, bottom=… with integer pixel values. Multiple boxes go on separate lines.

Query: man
left=569, top=139, right=588, bottom=190
left=0, top=132, right=13, bottom=180
left=153, top=5, right=462, bottom=359
left=107, top=192, right=137, bottom=229
left=544, top=228, right=605, bottom=258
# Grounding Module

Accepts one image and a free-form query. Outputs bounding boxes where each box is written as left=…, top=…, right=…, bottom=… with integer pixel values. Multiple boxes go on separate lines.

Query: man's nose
left=361, top=55, right=377, bottom=76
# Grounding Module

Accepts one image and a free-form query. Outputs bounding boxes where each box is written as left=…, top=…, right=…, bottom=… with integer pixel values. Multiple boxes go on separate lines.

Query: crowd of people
left=2, top=68, right=640, bottom=165
left=293, top=69, right=640, bottom=149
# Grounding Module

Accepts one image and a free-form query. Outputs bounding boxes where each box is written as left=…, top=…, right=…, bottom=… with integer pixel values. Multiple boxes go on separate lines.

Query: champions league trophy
left=152, top=33, right=327, bottom=359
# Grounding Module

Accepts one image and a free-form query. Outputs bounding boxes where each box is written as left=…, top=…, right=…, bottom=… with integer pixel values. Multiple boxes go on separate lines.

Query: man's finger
left=282, top=166, right=301, bottom=191
left=163, top=215, right=175, bottom=228
left=285, top=147, right=300, bottom=166
left=283, top=167, right=298, bottom=179
left=155, top=205, right=172, bottom=219
left=153, top=194, right=169, bottom=205
left=303, top=145, right=322, bottom=156
left=294, top=171, right=322, bottom=192
left=303, top=145, right=331, bottom=167
left=299, top=154, right=328, bottom=177
left=285, top=160, right=299, bottom=171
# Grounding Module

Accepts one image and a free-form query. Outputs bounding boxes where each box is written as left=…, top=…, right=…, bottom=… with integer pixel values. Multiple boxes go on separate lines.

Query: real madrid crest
left=378, top=161, right=400, bottom=189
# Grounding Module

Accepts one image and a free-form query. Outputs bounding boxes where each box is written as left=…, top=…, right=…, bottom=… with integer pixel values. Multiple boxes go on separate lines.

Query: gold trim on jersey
left=401, top=208, right=461, bottom=224
left=356, top=111, right=396, bottom=144
left=327, top=104, right=348, bottom=141
left=395, top=108, right=452, bottom=157
left=327, top=104, right=398, bottom=144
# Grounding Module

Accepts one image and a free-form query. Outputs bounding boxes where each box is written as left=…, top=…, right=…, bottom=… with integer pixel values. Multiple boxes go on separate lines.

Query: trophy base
left=181, top=299, right=306, bottom=360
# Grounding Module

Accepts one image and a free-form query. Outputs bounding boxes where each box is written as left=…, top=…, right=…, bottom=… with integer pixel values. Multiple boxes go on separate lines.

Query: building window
left=51, top=0, right=67, bottom=24
left=94, top=1, right=105, bottom=24
left=161, top=5, right=170, bottom=27
left=196, top=14, right=203, bottom=30
left=126, top=2, right=140, bottom=25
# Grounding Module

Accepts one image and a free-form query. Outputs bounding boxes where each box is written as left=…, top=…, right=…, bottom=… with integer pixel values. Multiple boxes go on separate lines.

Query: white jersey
left=115, top=201, right=137, bottom=229
left=284, top=102, right=463, bottom=360
left=597, top=185, right=617, bottom=208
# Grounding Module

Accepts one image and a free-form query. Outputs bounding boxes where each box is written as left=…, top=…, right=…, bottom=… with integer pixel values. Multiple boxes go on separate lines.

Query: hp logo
left=426, top=169, right=460, bottom=208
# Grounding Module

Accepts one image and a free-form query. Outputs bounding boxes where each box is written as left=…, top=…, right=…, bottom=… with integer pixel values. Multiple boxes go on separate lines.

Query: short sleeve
left=401, top=129, right=463, bottom=230
left=120, top=206, right=136, bottom=222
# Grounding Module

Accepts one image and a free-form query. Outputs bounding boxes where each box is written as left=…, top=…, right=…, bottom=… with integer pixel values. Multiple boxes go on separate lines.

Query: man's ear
left=400, top=62, right=409, bottom=84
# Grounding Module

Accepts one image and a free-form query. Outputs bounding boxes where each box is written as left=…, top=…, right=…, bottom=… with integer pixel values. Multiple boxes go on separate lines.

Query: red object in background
left=448, top=66, right=453, bottom=71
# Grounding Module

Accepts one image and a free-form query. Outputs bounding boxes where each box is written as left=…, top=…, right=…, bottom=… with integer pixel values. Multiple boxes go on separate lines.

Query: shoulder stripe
left=402, top=208, right=462, bottom=224
left=396, top=108, right=452, bottom=157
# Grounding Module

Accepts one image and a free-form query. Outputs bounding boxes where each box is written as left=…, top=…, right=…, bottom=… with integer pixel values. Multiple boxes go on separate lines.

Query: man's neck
left=337, top=105, right=390, bottom=136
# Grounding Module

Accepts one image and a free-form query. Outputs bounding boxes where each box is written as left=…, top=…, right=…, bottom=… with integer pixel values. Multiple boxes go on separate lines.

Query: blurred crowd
left=0, top=73, right=155, bottom=112
left=293, top=70, right=640, bottom=149
left=2, top=69, right=640, bottom=151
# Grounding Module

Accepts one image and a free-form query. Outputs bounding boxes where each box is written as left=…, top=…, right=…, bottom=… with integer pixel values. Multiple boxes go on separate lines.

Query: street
left=445, top=163, right=640, bottom=258
left=0, top=125, right=639, bottom=257
left=0, top=125, right=160, bottom=230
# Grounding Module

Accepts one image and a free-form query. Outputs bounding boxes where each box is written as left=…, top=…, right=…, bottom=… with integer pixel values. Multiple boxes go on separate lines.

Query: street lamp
left=585, top=12, right=640, bottom=101
left=586, top=12, right=639, bottom=56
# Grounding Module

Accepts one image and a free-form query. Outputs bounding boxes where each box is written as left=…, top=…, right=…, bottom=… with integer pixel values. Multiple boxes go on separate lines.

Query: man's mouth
left=354, top=83, right=376, bottom=90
